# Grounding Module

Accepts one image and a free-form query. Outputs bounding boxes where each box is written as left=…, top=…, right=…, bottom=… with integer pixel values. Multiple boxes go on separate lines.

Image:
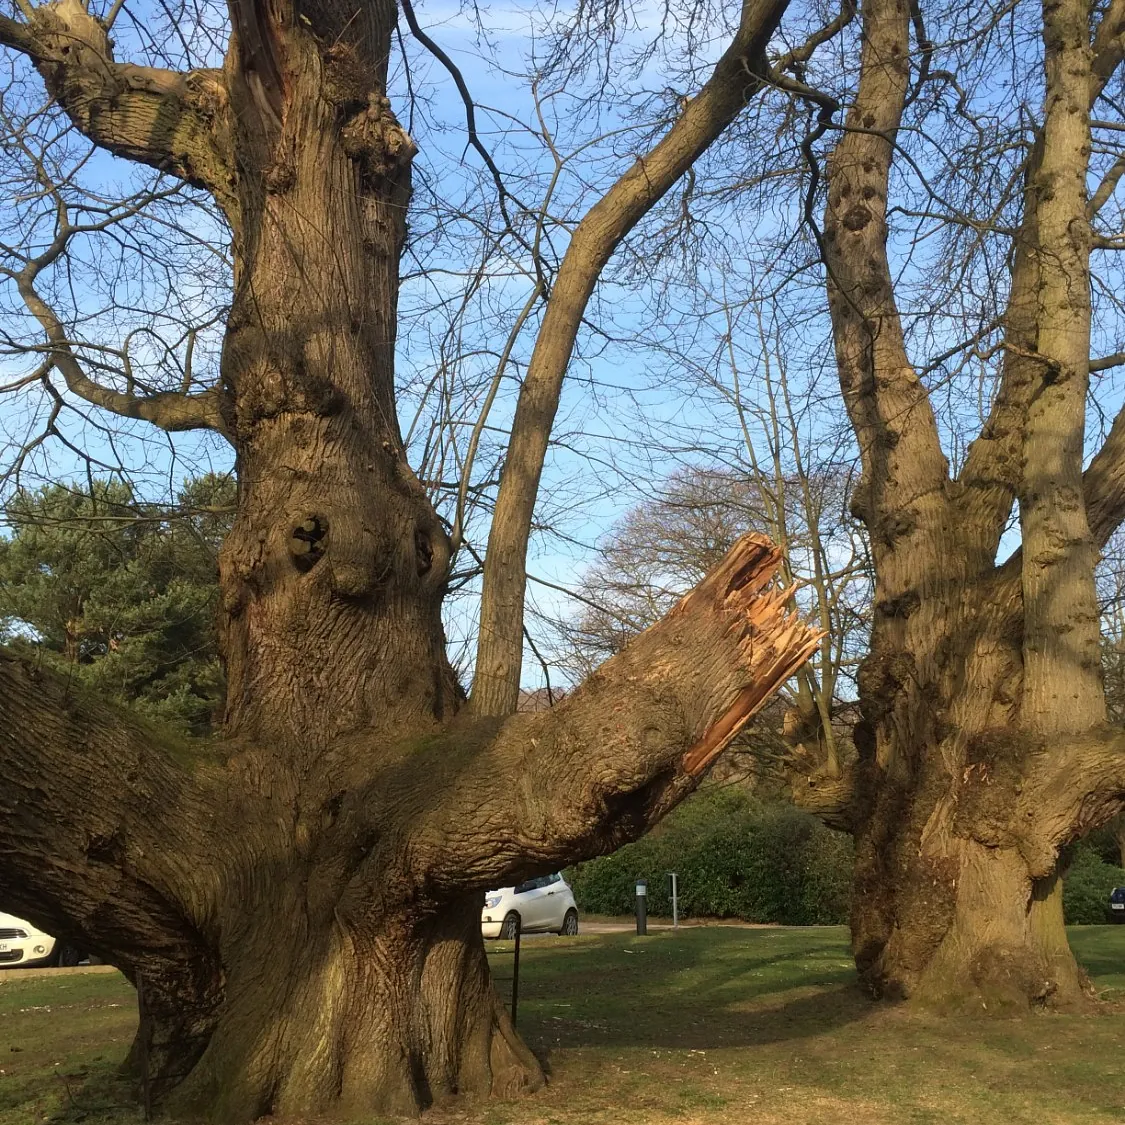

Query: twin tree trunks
left=802, top=0, right=1125, bottom=1010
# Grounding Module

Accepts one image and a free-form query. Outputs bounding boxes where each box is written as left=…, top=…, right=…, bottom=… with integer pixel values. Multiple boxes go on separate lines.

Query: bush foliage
left=566, top=790, right=1125, bottom=928
left=1064, top=844, right=1125, bottom=925
left=566, top=788, right=853, bottom=924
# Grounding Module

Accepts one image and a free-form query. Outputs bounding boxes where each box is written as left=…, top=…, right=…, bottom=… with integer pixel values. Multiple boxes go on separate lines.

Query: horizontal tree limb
left=0, top=649, right=222, bottom=982
left=406, top=533, right=822, bottom=892
left=0, top=0, right=234, bottom=202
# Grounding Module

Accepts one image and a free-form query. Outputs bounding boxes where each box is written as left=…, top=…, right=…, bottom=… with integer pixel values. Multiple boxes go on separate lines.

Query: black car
left=1109, top=887, right=1125, bottom=922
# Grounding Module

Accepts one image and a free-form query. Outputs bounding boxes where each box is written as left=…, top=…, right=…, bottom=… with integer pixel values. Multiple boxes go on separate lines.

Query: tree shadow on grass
left=526, top=982, right=868, bottom=1056
left=506, top=928, right=875, bottom=1059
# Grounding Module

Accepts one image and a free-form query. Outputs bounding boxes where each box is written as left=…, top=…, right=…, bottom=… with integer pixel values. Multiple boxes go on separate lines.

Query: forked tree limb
left=0, top=0, right=234, bottom=201
left=955, top=0, right=1125, bottom=553
left=18, top=267, right=229, bottom=435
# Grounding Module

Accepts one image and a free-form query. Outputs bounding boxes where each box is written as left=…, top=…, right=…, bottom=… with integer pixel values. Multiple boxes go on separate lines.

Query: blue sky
left=4, top=0, right=1125, bottom=691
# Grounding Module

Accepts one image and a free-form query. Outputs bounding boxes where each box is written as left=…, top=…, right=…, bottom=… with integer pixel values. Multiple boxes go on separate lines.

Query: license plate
left=1113, top=904, right=1124, bottom=910
left=0, top=944, right=8, bottom=952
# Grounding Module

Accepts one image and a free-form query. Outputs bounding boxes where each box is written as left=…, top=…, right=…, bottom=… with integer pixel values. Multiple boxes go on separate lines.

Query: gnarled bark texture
left=0, top=0, right=818, bottom=1117
left=816, top=0, right=1125, bottom=1009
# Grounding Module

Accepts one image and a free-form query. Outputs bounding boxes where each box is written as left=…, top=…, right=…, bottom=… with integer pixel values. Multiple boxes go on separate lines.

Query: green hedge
left=565, top=789, right=853, bottom=925
left=566, top=791, right=1125, bottom=927
left=1064, top=844, right=1125, bottom=924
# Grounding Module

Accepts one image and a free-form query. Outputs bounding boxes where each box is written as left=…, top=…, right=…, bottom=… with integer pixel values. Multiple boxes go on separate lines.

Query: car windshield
left=486, top=874, right=563, bottom=897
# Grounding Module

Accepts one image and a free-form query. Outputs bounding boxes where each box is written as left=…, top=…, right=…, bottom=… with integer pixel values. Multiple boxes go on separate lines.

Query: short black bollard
left=635, top=878, right=648, bottom=935
left=136, top=972, right=152, bottom=1122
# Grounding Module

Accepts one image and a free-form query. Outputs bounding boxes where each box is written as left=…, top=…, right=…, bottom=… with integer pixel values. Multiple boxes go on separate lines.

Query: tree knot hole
left=415, top=529, right=433, bottom=576
left=290, top=515, right=328, bottom=572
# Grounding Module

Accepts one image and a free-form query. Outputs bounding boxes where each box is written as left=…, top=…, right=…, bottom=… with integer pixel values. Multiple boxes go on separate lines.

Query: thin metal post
left=669, top=872, right=679, bottom=929
left=510, top=915, right=521, bottom=1028
left=635, top=878, right=648, bottom=935
left=136, top=972, right=152, bottom=1122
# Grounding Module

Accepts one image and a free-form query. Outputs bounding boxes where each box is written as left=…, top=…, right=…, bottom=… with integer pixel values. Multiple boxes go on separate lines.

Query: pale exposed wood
left=418, top=534, right=821, bottom=888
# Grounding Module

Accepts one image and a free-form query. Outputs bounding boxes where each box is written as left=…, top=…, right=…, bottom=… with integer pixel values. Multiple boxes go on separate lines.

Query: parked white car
left=0, top=911, right=83, bottom=968
left=481, top=874, right=579, bottom=938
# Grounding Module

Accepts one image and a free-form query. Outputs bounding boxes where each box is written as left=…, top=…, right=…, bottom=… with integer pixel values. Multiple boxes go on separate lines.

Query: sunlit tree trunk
left=0, top=0, right=812, bottom=1114
left=819, top=0, right=1125, bottom=1009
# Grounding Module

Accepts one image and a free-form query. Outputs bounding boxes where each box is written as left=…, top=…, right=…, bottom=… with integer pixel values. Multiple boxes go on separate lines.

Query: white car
left=0, top=911, right=84, bottom=968
left=481, top=874, right=579, bottom=938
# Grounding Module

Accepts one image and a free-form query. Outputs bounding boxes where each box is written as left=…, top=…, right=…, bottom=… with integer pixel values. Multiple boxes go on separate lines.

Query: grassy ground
left=2, top=927, right=1124, bottom=1125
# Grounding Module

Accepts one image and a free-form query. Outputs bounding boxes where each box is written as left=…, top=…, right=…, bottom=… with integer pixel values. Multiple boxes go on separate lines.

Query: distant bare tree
left=549, top=316, right=870, bottom=813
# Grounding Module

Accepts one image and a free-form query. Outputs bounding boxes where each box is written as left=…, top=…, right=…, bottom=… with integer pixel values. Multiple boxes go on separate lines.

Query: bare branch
left=1092, top=350, right=1125, bottom=372
left=472, top=0, right=792, bottom=717
left=820, top=0, right=950, bottom=537
left=956, top=0, right=1125, bottom=549
left=418, top=534, right=821, bottom=888
left=1089, top=152, right=1125, bottom=218
left=8, top=184, right=229, bottom=435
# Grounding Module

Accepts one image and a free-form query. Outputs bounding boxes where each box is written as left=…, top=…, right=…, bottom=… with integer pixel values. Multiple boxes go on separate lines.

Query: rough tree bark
left=0, top=0, right=816, bottom=1118
left=816, top=0, right=1125, bottom=1009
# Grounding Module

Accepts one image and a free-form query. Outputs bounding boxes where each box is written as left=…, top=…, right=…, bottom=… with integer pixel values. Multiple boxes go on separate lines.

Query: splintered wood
left=679, top=534, right=824, bottom=778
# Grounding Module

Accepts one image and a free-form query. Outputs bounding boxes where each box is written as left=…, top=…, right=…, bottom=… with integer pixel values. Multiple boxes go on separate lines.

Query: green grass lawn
left=2, top=927, right=1125, bottom=1125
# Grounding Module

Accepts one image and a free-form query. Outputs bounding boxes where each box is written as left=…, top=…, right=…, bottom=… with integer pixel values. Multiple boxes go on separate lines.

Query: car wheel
left=53, top=944, right=84, bottom=968
left=559, top=909, right=579, bottom=936
left=499, top=912, right=520, bottom=940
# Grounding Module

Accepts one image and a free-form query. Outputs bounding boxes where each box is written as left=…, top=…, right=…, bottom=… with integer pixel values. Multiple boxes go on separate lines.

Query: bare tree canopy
left=7, top=0, right=1125, bottom=1107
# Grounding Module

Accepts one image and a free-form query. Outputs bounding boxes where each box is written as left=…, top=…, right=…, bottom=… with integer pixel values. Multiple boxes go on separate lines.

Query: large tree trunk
left=148, top=896, right=539, bottom=1119
left=0, top=0, right=817, bottom=1117
left=0, top=0, right=823, bottom=1116
left=817, top=0, right=1125, bottom=1010
left=214, top=0, right=459, bottom=748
